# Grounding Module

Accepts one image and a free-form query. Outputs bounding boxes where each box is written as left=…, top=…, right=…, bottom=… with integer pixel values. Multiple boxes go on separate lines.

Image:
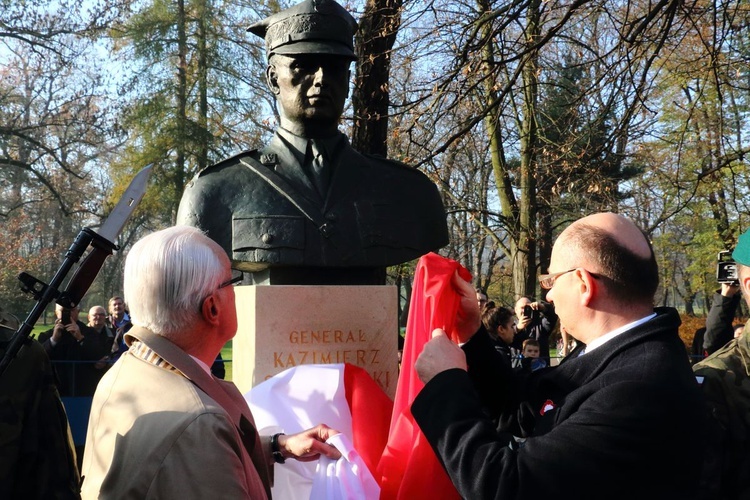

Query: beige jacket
left=80, top=327, right=272, bottom=499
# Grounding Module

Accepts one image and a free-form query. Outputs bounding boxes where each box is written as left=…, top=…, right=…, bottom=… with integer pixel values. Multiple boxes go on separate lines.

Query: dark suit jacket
left=39, top=321, right=106, bottom=397
left=177, top=131, right=449, bottom=284
left=461, top=327, right=521, bottom=423
left=412, top=307, right=710, bottom=500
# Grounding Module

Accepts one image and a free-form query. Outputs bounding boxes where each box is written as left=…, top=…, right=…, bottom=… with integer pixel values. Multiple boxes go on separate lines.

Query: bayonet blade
left=98, top=165, right=153, bottom=243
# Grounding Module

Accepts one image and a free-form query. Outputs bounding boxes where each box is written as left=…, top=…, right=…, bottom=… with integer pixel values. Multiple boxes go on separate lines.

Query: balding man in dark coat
left=412, top=213, right=711, bottom=499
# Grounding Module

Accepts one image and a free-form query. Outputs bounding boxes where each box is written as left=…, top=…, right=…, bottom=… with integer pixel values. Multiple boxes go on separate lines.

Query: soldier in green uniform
left=0, top=307, right=80, bottom=499
left=694, top=230, right=750, bottom=499
left=177, top=0, right=449, bottom=285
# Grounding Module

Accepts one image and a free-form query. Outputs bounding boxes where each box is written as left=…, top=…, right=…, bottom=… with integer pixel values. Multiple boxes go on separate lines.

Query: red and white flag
left=246, top=363, right=392, bottom=500
left=377, top=252, right=471, bottom=500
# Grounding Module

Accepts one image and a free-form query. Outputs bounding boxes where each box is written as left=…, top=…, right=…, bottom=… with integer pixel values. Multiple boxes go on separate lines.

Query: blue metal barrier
left=61, top=397, right=93, bottom=445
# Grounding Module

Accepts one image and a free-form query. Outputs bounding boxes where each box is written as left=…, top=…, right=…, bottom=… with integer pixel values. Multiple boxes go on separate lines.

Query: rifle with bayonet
left=0, top=165, right=152, bottom=379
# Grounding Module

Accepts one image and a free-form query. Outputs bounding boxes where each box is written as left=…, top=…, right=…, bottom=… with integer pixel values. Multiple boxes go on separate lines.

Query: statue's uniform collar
left=275, top=127, right=345, bottom=164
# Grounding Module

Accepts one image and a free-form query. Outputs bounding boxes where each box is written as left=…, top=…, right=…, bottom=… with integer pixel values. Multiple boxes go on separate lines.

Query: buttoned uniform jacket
left=176, top=131, right=449, bottom=284
left=80, top=327, right=273, bottom=499
left=412, top=307, right=711, bottom=500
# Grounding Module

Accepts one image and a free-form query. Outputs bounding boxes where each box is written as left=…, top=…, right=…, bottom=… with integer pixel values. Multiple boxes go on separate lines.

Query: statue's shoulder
left=360, top=151, right=407, bottom=168
left=194, top=149, right=261, bottom=179
left=357, top=152, right=441, bottom=197
left=359, top=151, right=427, bottom=177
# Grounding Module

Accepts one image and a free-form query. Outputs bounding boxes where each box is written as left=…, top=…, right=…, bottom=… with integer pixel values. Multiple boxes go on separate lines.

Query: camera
left=717, top=251, right=739, bottom=284
left=523, top=305, right=536, bottom=318
left=60, top=308, right=72, bottom=325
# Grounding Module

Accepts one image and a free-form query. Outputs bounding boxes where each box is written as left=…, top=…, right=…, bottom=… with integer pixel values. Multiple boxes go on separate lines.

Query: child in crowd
left=518, top=338, right=548, bottom=372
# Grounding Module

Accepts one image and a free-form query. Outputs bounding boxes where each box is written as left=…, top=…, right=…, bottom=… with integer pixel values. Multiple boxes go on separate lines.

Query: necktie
left=308, top=140, right=329, bottom=196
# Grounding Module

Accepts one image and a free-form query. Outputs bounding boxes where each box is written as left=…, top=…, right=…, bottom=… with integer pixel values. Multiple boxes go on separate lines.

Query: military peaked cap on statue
left=248, top=0, right=357, bottom=60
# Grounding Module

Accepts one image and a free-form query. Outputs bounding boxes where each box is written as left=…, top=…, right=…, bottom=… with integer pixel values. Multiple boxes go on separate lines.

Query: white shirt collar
left=189, top=355, right=213, bottom=377
left=583, top=312, right=657, bottom=354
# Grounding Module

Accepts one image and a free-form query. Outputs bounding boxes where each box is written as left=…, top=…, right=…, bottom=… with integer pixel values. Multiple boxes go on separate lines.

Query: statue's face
left=268, top=53, right=351, bottom=127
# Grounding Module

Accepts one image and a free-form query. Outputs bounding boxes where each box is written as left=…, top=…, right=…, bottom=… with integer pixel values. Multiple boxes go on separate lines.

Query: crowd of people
left=474, top=290, right=560, bottom=370
left=37, top=300, right=132, bottom=399
left=37, top=294, right=227, bottom=398
left=4, top=0, right=750, bottom=496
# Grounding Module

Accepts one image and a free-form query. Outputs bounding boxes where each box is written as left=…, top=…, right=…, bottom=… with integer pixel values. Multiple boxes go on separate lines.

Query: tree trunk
left=197, top=0, right=209, bottom=174
left=515, top=0, right=541, bottom=298
left=175, top=0, right=188, bottom=223
left=352, top=0, right=403, bottom=156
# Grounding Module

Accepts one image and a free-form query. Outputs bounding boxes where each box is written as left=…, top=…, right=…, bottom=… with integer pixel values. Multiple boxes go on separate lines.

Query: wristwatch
left=271, top=433, right=286, bottom=464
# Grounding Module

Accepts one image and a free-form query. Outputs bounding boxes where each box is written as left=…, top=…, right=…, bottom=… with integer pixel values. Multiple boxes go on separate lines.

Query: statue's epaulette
left=195, top=149, right=261, bottom=178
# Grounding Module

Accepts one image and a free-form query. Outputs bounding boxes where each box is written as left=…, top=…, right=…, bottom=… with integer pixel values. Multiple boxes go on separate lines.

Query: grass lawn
left=221, top=341, right=233, bottom=381
left=30, top=324, right=50, bottom=339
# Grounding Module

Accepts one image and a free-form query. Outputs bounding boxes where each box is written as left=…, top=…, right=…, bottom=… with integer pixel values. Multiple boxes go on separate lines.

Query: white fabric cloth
left=245, top=364, right=380, bottom=500
left=310, top=433, right=380, bottom=500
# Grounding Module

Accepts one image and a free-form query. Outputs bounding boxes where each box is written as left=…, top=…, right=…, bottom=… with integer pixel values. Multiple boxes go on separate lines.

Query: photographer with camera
left=513, top=297, right=557, bottom=366
left=703, top=253, right=743, bottom=356
left=38, top=304, right=96, bottom=397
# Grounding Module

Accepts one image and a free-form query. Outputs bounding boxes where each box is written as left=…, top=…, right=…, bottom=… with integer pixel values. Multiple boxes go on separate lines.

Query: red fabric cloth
left=344, top=363, right=393, bottom=484
left=377, top=252, right=471, bottom=499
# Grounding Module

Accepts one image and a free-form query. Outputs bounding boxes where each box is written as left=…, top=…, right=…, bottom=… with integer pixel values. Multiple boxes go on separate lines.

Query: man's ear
left=577, top=269, right=597, bottom=307
left=741, top=272, right=750, bottom=302
left=201, top=294, right=221, bottom=326
left=267, top=65, right=280, bottom=95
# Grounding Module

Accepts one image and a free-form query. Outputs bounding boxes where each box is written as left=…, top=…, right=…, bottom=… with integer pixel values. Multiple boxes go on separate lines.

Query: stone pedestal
left=233, top=285, right=399, bottom=400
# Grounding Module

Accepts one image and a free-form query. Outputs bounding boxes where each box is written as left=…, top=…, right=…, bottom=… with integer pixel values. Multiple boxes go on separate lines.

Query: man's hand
left=415, top=329, right=468, bottom=384
left=51, top=321, right=67, bottom=342
left=721, top=282, right=741, bottom=297
left=65, top=322, right=84, bottom=342
left=94, top=355, right=110, bottom=370
left=52, top=320, right=83, bottom=342
left=451, top=271, right=481, bottom=344
left=278, top=424, right=341, bottom=462
left=517, top=314, right=532, bottom=331
left=517, top=301, right=545, bottom=331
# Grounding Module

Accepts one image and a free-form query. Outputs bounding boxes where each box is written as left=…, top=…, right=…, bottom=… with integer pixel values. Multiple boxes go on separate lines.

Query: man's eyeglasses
left=539, top=269, right=577, bottom=290
left=539, top=268, right=602, bottom=290
left=218, top=270, right=243, bottom=289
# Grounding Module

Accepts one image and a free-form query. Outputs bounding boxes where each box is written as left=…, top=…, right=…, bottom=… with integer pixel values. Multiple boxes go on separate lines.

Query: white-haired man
left=80, top=226, right=340, bottom=498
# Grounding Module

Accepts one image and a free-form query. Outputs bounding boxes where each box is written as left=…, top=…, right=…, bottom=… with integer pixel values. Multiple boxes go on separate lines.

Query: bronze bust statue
left=176, top=0, right=449, bottom=285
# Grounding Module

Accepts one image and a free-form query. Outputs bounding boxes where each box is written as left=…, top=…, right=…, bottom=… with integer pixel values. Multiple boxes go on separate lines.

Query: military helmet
left=248, top=0, right=357, bottom=60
